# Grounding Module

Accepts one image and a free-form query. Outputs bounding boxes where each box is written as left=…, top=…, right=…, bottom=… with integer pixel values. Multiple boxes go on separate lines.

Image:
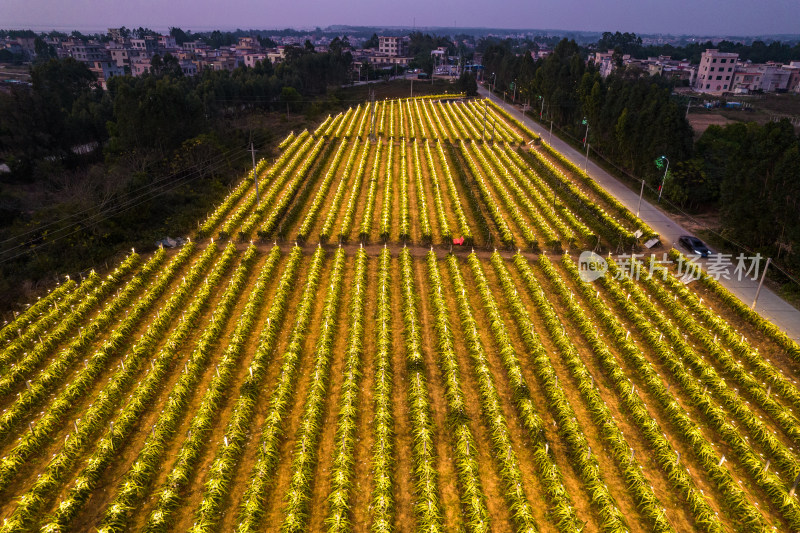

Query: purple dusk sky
left=4, top=0, right=800, bottom=36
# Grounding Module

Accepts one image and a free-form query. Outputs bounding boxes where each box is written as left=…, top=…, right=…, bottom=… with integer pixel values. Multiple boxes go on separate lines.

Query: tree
left=169, top=27, right=191, bottom=45
left=363, top=33, right=379, bottom=49
left=33, top=37, right=56, bottom=62
left=457, top=72, right=478, bottom=96
left=280, top=86, right=302, bottom=115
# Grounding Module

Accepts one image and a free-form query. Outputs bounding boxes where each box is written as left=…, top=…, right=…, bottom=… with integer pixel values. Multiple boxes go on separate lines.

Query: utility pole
left=584, top=142, right=590, bottom=171
left=549, top=120, right=553, bottom=144
left=657, top=156, right=670, bottom=202
left=636, top=179, right=645, bottom=217
left=248, top=141, right=259, bottom=204
left=752, top=257, right=772, bottom=310
left=481, top=99, right=487, bottom=140
left=410, top=78, right=414, bottom=98
left=369, top=90, right=377, bottom=143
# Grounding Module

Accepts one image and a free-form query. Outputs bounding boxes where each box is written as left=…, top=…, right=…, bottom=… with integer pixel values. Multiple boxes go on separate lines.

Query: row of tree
left=482, top=36, right=800, bottom=271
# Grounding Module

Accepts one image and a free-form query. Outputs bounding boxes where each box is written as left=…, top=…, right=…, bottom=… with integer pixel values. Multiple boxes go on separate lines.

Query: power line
left=0, top=130, right=271, bottom=250
left=0, top=146, right=254, bottom=264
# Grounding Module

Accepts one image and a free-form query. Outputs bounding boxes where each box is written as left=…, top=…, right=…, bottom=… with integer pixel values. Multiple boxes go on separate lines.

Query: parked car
left=678, top=235, right=710, bottom=257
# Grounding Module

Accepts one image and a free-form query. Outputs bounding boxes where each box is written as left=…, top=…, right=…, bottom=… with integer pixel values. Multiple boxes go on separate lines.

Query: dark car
left=678, top=235, right=710, bottom=258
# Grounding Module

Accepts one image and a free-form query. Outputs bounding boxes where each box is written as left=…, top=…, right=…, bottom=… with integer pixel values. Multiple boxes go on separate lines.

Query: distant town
left=1, top=27, right=799, bottom=96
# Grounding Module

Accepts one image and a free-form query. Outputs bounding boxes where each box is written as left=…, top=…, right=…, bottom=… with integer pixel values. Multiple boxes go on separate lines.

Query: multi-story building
left=90, top=61, right=126, bottom=89
left=731, top=65, right=763, bottom=93
left=108, top=46, right=131, bottom=68
left=378, top=36, right=409, bottom=57
left=158, top=35, right=177, bottom=51
left=68, top=41, right=110, bottom=63
left=694, top=49, right=738, bottom=94
left=243, top=53, right=268, bottom=68
left=131, top=36, right=158, bottom=55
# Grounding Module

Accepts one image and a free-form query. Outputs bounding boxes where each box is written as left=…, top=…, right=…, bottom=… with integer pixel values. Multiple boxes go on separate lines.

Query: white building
left=694, top=49, right=738, bottom=94
left=378, top=36, right=409, bottom=57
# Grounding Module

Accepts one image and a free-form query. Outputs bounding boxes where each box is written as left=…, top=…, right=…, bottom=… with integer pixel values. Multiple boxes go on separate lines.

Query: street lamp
left=656, top=156, right=670, bottom=202
left=581, top=117, right=589, bottom=149
left=512, top=79, right=517, bottom=103
left=490, top=72, right=496, bottom=93
left=538, top=95, right=545, bottom=118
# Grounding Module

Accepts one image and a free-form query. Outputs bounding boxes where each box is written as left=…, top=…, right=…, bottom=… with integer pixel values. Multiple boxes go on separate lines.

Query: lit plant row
left=338, top=141, right=374, bottom=241
left=1, top=243, right=233, bottom=532
left=603, top=259, right=800, bottom=529
left=0, top=247, right=167, bottom=443
left=99, top=246, right=281, bottom=533
left=420, top=100, right=442, bottom=140
left=450, top=102, right=482, bottom=140
left=405, top=100, right=416, bottom=139
left=493, top=145, right=578, bottom=245
left=434, top=142, right=472, bottom=243
left=280, top=131, right=296, bottom=149
left=358, top=142, right=384, bottom=240
left=0, top=272, right=100, bottom=373
left=378, top=140, right=394, bottom=241
left=197, top=163, right=263, bottom=238
left=459, top=141, right=515, bottom=247
left=531, top=253, right=683, bottom=532
left=654, top=254, right=800, bottom=414
left=669, top=248, right=800, bottom=363
left=494, top=253, right=628, bottom=532
left=297, top=139, right=351, bottom=242
left=319, top=140, right=364, bottom=242
left=218, top=130, right=310, bottom=239
left=538, top=141, right=656, bottom=240
left=334, top=107, right=355, bottom=138
left=522, top=148, right=637, bottom=246
left=426, top=251, right=490, bottom=533
left=238, top=133, right=322, bottom=240
left=442, top=102, right=469, bottom=139
left=476, top=253, right=583, bottom=532
left=369, top=248, right=395, bottom=533
left=484, top=100, right=530, bottom=143
left=399, top=248, right=443, bottom=531
left=467, top=142, right=537, bottom=248
left=399, top=140, right=411, bottom=242
left=412, top=141, right=433, bottom=244
left=280, top=248, right=348, bottom=533
left=501, top=147, right=593, bottom=243
left=446, top=254, right=538, bottom=533
left=325, top=249, right=368, bottom=532
left=388, top=101, right=395, bottom=138
left=413, top=100, right=430, bottom=139
left=44, top=244, right=256, bottom=531
left=256, top=136, right=332, bottom=239
left=557, top=254, right=724, bottom=533
left=344, top=105, right=363, bottom=138
left=480, top=144, right=560, bottom=247
left=467, top=101, right=519, bottom=144
left=234, top=247, right=327, bottom=533
left=634, top=258, right=800, bottom=474
left=0, top=278, right=76, bottom=352
left=177, top=247, right=303, bottom=532
left=424, top=141, right=452, bottom=241
left=590, top=258, right=772, bottom=529
left=0, top=252, right=140, bottom=396
left=0, top=244, right=195, bottom=495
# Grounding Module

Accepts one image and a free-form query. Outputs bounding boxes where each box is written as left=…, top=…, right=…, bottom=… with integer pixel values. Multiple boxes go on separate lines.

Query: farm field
left=2, top=95, right=800, bottom=533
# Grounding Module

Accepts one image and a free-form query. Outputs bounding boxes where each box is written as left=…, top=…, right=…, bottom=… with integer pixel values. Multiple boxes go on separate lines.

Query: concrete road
left=478, top=83, right=800, bottom=342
